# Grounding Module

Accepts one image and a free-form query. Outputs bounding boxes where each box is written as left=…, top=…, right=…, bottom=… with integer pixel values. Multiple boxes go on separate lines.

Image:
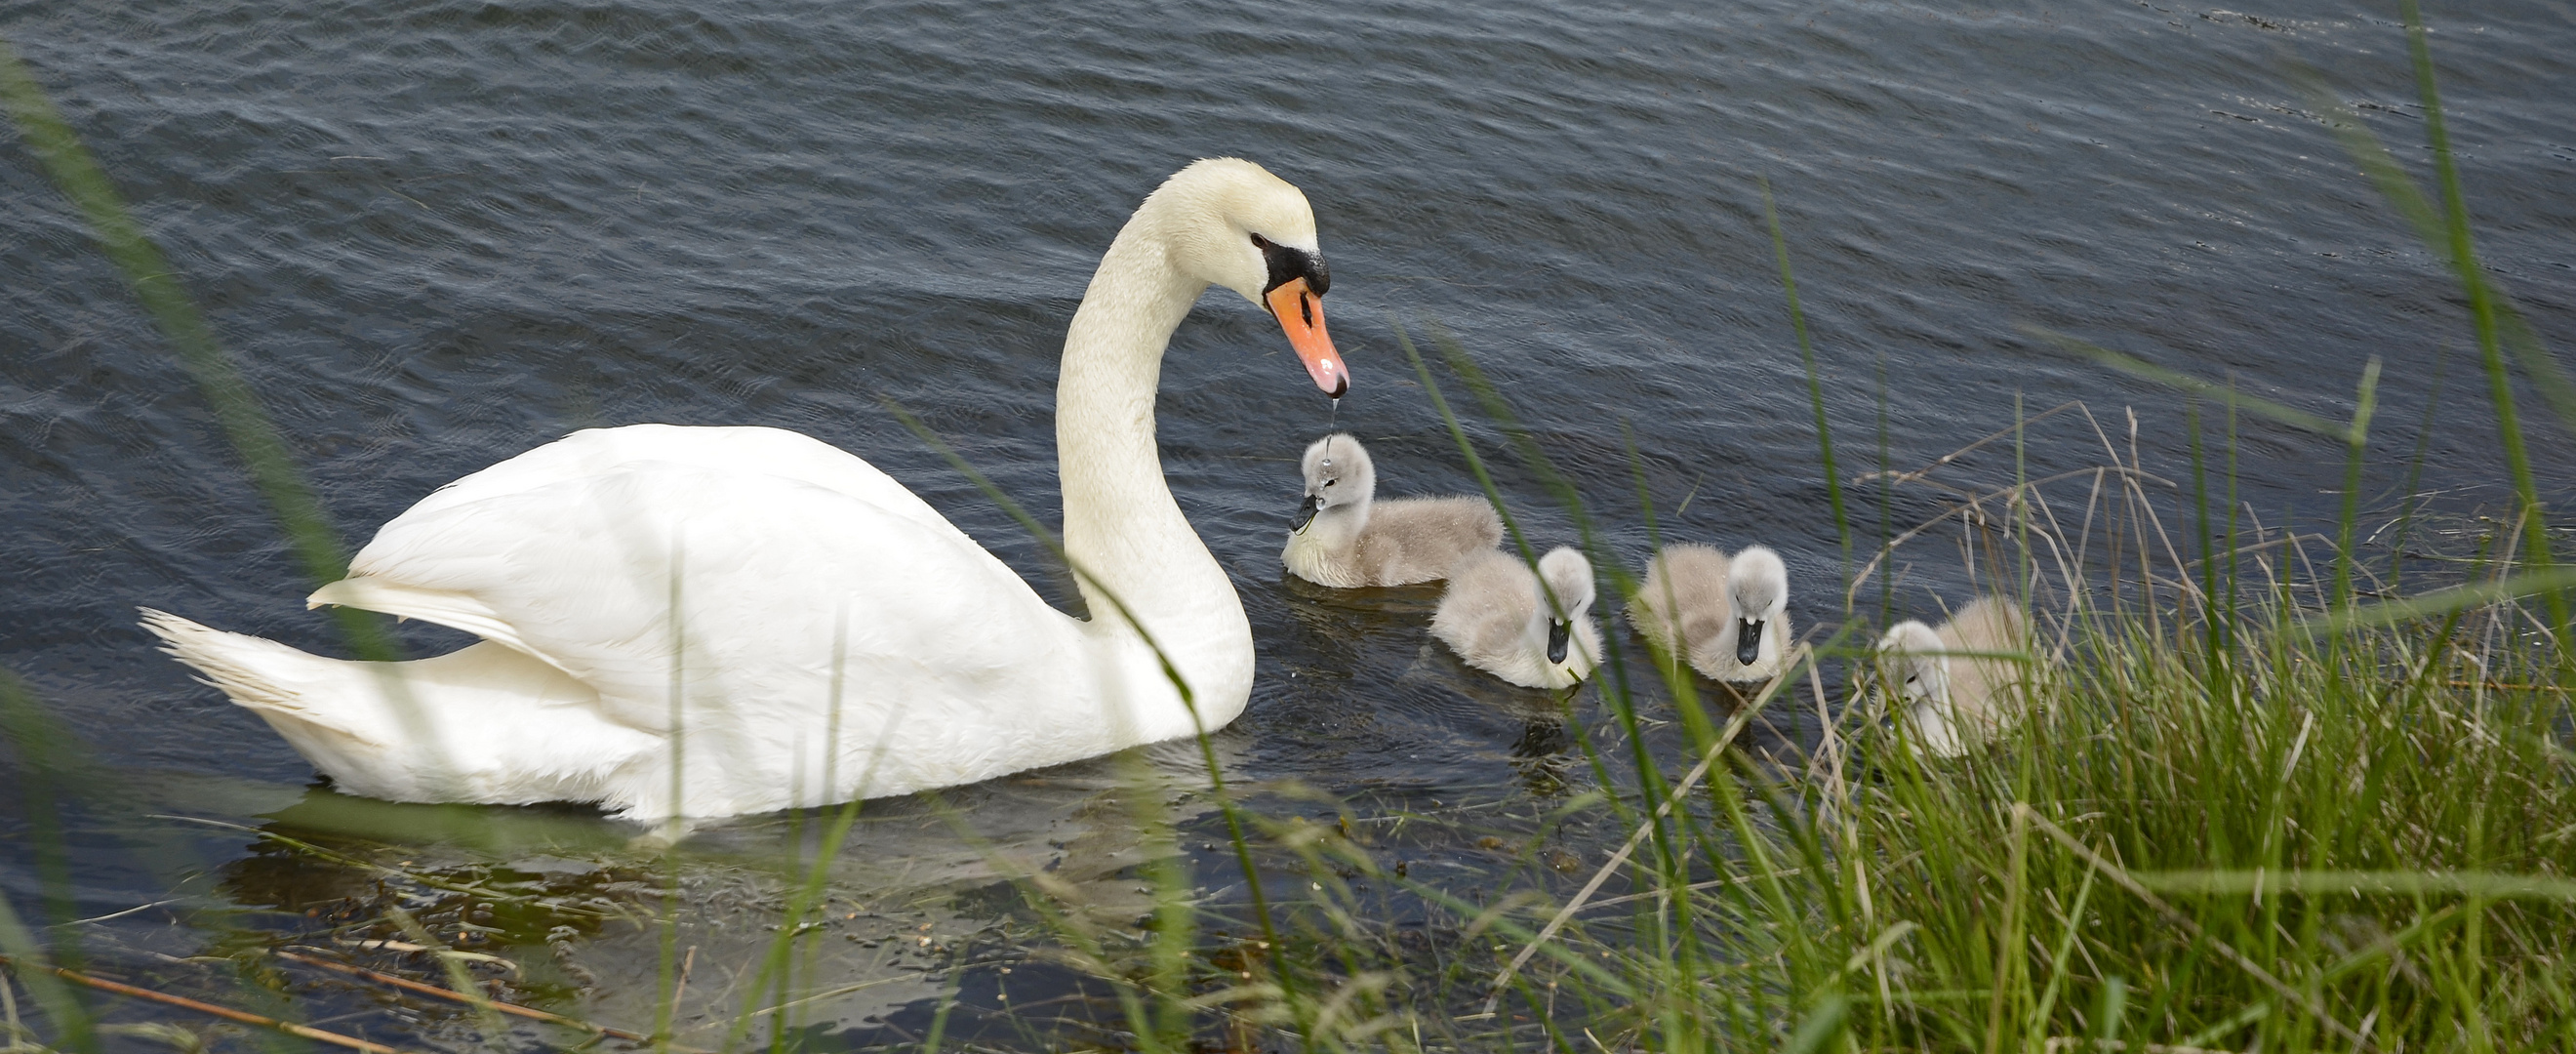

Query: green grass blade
left=0, top=671, right=97, bottom=1054
left=2299, top=565, right=2576, bottom=636
left=2332, top=358, right=2383, bottom=610
left=2022, top=328, right=2345, bottom=437
left=879, top=400, right=1304, bottom=1041
left=2129, top=870, right=2576, bottom=901
left=0, top=36, right=408, bottom=666
left=1762, top=178, right=1850, bottom=567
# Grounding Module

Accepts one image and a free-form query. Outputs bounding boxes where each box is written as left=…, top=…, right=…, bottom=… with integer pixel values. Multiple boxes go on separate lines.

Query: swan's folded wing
left=340, top=462, right=1085, bottom=746
left=382, top=425, right=957, bottom=539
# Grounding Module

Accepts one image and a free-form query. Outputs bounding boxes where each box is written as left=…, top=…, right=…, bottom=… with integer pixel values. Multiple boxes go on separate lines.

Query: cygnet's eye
left=1904, top=674, right=1918, bottom=685
left=1324, top=479, right=1336, bottom=487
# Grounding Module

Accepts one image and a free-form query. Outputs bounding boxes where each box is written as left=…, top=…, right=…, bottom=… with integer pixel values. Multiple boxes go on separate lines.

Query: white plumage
left=142, top=158, right=1348, bottom=820
left=1280, top=432, right=1500, bottom=588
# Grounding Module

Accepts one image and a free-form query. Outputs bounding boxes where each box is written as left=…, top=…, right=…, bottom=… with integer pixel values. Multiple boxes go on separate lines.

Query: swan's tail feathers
left=304, top=577, right=570, bottom=676
left=138, top=608, right=383, bottom=744
left=141, top=609, right=656, bottom=808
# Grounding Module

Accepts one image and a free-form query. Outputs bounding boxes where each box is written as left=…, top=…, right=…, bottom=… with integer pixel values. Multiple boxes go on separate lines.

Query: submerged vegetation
left=3, top=4, right=2572, bottom=1053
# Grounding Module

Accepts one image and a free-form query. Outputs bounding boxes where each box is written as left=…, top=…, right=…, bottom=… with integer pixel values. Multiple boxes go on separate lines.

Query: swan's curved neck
left=1055, top=216, right=1252, bottom=702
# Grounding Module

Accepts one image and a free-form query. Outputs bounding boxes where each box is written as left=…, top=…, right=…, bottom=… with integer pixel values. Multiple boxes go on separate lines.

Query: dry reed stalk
left=274, top=950, right=683, bottom=1048
left=2011, top=806, right=2373, bottom=1051
left=1480, top=649, right=1807, bottom=1013
left=0, top=956, right=405, bottom=1054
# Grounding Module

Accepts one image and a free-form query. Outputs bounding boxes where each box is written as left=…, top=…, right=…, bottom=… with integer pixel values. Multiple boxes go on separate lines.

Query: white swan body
left=142, top=158, right=1349, bottom=820
left=1280, top=432, right=1501, bottom=588
left=1880, top=595, right=2033, bottom=757
left=1430, top=547, right=1601, bottom=690
left=1626, top=544, right=1791, bottom=684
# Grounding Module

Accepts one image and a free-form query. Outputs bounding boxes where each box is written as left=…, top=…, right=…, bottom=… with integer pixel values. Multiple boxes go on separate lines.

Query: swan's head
left=1294, top=431, right=1376, bottom=531
left=1875, top=620, right=1949, bottom=705
left=1725, top=545, right=1788, bottom=668
left=1145, top=157, right=1345, bottom=397
left=1536, top=547, right=1596, bottom=666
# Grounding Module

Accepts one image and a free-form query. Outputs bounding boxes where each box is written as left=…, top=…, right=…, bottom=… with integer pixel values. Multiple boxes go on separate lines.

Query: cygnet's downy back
left=1431, top=547, right=1602, bottom=690
left=1282, top=432, right=1501, bottom=588
left=1877, top=595, right=2032, bottom=757
left=1629, top=544, right=1729, bottom=670
left=1628, top=543, right=1792, bottom=684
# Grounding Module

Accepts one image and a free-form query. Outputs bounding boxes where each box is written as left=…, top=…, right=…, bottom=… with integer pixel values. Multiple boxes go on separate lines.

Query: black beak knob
left=1293, top=494, right=1319, bottom=531
left=1736, top=618, right=1763, bottom=667
left=1547, top=620, right=1572, bottom=665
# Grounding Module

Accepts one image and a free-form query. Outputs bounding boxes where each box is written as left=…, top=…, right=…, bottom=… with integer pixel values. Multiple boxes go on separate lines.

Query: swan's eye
left=1252, top=232, right=1331, bottom=296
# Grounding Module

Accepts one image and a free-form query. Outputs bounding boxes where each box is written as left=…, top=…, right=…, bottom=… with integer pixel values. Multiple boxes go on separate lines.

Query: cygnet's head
left=1725, top=546, right=1789, bottom=667
left=1142, top=158, right=1345, bottom=396
left=1875, top=620, right=1949, bottom=705
left=1293, top=432, right=1377, bottom=532
left=1536, top=547, right=1597, bottom=665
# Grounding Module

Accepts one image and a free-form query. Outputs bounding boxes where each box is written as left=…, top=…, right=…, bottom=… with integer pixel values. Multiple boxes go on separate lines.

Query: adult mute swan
left=141, top=158, right=1348, bottom=820
left=1280, top=432, right=1501, bottom=588
left=1626, top=544, right=1791, bottom=685
left=1430, top=547, right=1601, bottom=690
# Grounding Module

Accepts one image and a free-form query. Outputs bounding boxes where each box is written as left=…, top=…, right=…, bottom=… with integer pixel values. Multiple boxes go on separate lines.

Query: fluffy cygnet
left=1431, top=547, right=1602, bottom=690
left=1626, top=544, right=1792, bottom=684
left=1878, top=595, right=2033, bottom=757
left=1282, top=433, right=1502, bottom=588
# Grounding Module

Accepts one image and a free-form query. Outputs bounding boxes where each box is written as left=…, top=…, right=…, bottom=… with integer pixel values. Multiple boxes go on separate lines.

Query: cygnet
left=1878, top=595, right=2033, bottom=757
left=1431, top=547, right=1602, bottom=690
left=1626, top=544, right=1792, bottom=684
left=1282, top=433, right=1503, bottom=588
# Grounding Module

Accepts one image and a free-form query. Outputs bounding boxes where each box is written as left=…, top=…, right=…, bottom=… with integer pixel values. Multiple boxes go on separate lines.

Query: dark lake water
left=3, top=0, right=2572, bottom=1043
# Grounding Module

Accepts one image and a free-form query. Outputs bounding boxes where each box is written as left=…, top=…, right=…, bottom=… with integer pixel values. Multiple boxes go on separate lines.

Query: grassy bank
left=1107, top=325, right=2575, bottom=1052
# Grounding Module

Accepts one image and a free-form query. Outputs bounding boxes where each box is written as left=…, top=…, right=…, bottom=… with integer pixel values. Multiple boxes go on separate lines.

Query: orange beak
left=1265, top=276, right=1347, bottom=398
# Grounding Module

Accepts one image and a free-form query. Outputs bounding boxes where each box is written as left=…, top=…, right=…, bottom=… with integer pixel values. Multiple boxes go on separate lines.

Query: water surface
left=2, top=0, right=2571, bottom=1042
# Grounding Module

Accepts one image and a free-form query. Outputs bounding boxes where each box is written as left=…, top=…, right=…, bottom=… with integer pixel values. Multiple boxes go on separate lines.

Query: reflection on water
left=195, top=761, right=1246, bottom=1040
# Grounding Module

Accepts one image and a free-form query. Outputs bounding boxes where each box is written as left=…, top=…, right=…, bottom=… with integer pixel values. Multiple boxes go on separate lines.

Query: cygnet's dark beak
left=1547, top=620, right=1572, bottom=665
left=1293, top=494, right=1319, bottom=531
left=1736, top=618, right=1764, bottom=667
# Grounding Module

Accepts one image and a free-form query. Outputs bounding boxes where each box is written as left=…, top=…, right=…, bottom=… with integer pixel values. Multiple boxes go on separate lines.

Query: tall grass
left=4, top=4, right=2574, bottom=1054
